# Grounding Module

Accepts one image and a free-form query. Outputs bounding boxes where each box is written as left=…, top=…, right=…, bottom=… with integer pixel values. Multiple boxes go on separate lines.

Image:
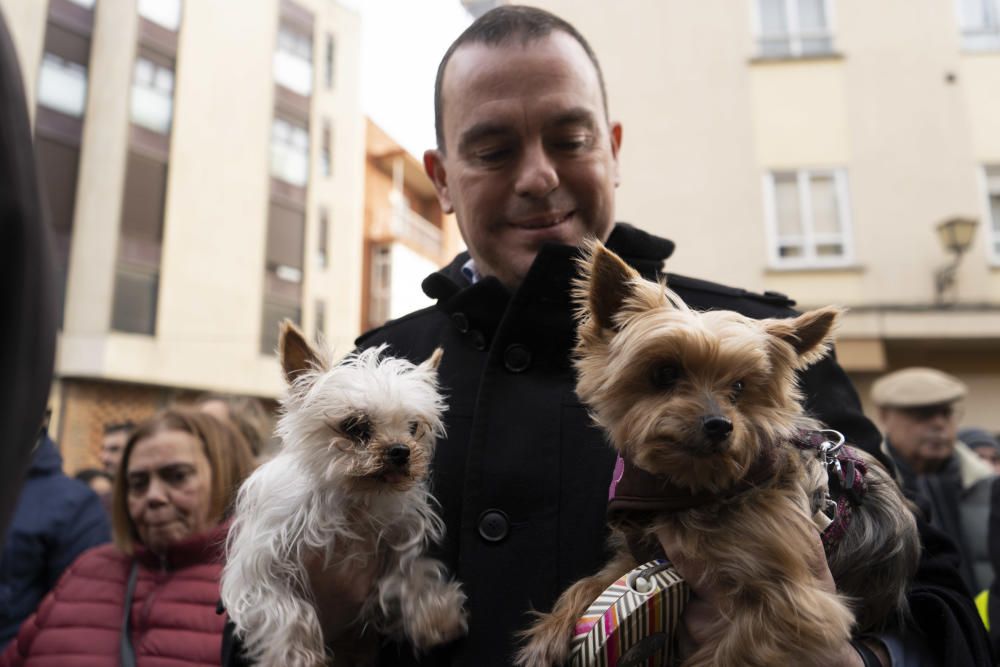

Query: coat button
left=477, top=509, right=509, bottom=543
left=451, top=312, right=469, bottom=333
left=470, top=330, right=486, bottom=350
left=504, top=344, right=531, bottom=373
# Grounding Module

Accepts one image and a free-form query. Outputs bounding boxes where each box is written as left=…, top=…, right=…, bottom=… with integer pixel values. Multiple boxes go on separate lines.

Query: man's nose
left=514, top=143, right=558, bottom=198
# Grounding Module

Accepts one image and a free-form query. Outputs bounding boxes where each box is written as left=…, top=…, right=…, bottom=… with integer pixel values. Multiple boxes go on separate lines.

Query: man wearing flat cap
left=873, top=367, right=996, bottom=594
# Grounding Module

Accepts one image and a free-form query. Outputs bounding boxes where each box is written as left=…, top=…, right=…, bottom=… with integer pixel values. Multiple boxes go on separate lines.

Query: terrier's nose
left=701, top=415, right=733, bottom=442
left=387, top=444, right=410, bottom=466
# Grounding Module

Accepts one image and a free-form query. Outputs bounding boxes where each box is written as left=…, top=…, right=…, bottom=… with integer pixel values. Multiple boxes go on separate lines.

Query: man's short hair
left=434, top=5, right=609, bottom=151
left=103, top=420, right=135, bottom=436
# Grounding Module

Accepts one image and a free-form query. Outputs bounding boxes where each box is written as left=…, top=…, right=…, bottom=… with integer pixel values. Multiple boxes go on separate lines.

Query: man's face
left=425, top=32, right=622, bottom=288
left=100, top=430, right=129, bottom=477
left=881, top=403, right=958, bottom=473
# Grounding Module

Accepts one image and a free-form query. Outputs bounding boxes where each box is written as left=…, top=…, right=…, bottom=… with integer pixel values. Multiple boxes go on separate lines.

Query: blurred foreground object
left=0, top=8, right=58, bottom=548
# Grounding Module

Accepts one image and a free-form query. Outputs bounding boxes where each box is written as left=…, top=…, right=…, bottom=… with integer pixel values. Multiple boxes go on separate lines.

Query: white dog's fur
left=222, top=324, right=467, bottom=666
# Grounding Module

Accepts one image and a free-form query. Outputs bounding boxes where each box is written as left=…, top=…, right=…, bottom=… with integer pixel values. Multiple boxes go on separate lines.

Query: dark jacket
left=221, top=223, right=990, bottom=666
left=1, top=522, right=231, bottom=667
left=0, top=435, right=110, bottom=647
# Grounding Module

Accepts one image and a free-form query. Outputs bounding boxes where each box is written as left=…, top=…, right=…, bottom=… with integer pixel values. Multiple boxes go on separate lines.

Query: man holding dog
left=224, top=5, right=990, bottom=666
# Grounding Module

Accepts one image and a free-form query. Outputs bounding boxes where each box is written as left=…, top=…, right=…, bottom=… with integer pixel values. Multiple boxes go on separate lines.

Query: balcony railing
left=379, top=205, right=442, bottom=259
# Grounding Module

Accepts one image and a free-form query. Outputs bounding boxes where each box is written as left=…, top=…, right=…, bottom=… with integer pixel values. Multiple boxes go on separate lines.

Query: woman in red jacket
left=1, top=408, right=255, bottom=667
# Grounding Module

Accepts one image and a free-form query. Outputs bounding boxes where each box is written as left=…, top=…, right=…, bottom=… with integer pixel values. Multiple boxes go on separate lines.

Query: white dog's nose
left=388, top=444, right=411, bottom=466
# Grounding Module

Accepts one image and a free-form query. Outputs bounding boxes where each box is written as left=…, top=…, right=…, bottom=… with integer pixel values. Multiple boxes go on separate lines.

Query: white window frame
left=270, top=117, right=310, bottom=187
left=979, top=165, right=1000, bottom=265
left=752, top=0, right=836, bottom=58
left=37, top=53, right=88, bottom=118
left=130, top=56, right=174, bottom=134
left=956, top=0, right=1000, bottom=50
left=274, top=24, right=314, bottom=96
left=762, top=168, right=855, bottom=269
left=137, top=0, right=182, bottom=32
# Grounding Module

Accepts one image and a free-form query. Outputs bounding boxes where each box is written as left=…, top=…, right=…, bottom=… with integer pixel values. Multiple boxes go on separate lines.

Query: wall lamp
left=934, top=216, right=978, bottom=304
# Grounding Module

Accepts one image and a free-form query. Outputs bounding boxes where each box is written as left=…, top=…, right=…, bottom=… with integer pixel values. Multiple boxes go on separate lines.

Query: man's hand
left=654, top=526, right=887, bottom=667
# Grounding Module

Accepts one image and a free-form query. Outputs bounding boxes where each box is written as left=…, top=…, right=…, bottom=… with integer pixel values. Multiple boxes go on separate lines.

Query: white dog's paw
left=405, top=582, right=468, bottom=651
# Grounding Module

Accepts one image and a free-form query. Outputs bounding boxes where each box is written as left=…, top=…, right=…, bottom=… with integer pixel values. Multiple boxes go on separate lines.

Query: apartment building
left=508, top=0, right=1000, bottom=429
left=363, top=117, right=462, bottom=332
left=0, top=0, right=365, bottom=471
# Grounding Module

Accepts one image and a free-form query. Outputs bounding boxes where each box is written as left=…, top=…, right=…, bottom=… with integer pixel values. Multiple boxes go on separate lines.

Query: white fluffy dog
left=222, top=322, right=467, bottom=666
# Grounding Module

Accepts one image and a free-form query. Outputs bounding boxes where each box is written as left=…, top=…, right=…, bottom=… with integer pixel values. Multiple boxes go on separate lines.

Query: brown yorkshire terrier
left=517, top=242, right=919, bottom=667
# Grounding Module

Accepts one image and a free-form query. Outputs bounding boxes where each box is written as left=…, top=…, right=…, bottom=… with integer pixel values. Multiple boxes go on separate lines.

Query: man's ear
left=279, top=320, right=324, bottom=385
left=577, top=239, right=641, bottom=331
left=764, top=306, right=843, bottom=368
left=609, top=122, right=623, bottom=187
left=423, top=149, right=453, bottom=213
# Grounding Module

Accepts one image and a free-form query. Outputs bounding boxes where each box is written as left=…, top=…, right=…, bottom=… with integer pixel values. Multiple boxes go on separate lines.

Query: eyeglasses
left=899, top=404, right=955, bottom=421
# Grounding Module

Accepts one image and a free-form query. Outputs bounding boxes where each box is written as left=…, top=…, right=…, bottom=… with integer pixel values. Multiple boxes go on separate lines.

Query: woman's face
left=125, top=428, right=214, bottom=554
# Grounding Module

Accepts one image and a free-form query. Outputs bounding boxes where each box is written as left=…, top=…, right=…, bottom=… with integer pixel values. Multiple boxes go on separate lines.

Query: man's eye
left=474, top=148, right=511, bottom=164
left=341, top=416, right=373, bottom=442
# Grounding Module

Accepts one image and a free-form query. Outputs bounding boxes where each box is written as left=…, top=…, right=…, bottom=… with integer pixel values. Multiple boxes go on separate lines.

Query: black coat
left=221, top=223, right=990, bottom=665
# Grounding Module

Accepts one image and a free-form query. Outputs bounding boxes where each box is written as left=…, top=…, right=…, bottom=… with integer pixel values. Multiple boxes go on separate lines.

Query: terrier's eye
left=651, top=365, right=680, bottom=389
left=731, top=380, right=745, bottom=400
left=408, top=421, right=422, bottom=438
left=340, top=416, right=372, bottom=442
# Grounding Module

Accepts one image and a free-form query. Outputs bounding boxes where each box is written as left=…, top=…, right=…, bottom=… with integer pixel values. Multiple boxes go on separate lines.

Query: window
left=314, top=299, right=326, bottom=340
left=984, top=165, right=1000, bottom=262
left=131, top=57, right=174, bottom=134
left=261, top=202, right=305, bottom=354
left=763, top=169, right=853, bottom=267
left=958, top=0, right=1000, bottom=49
left=324, top=33, right=335, bottom=89
left=274, top=23, right=313, bottom=96
left=369, top=245, right=392, bottom=328
left=66, top=0, right=96, bottom=10
left=321, top=121, right=332, bottom=177
left=112, top=152, right=167, bottom=335
left=270, top=117, right=310, bottom=187
left=137, top=0, right=181, bottom=31
left=317, top=208, right=329, bottom=269
left=37, top=53, right=88, bottom=117
left=756, top=0, right=833, bottom=57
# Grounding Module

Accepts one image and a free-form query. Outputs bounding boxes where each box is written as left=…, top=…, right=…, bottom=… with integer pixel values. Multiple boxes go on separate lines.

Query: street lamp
left=934, top=216, right=978, bottom=304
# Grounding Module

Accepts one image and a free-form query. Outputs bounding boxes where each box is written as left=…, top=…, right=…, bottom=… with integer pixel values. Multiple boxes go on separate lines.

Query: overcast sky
left=345, top=0, right=472, bottom=158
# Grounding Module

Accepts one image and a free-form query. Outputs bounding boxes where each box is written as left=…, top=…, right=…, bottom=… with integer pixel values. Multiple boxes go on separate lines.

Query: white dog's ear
left=420, top=347, right=444, bottom=371
left=279, top=320, right=324, bottom=384
left=763, top=306, right=843, bottom=368
left=576, top=239, right=643, bottom=331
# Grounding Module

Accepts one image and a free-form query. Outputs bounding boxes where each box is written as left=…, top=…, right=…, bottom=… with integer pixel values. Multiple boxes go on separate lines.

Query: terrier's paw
left=406, top=582, right=469, bottom=651
left=514, top=612, right=574, bottom=667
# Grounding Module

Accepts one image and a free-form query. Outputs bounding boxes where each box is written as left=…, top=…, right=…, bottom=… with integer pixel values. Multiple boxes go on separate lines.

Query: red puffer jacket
left=0, top=522, right=230, bottom=667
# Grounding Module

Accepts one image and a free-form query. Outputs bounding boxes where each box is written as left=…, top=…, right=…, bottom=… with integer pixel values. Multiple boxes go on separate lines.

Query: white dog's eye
left=409, top=421, right=422, bottom=438
left=340, top=415, right=373, bottom=443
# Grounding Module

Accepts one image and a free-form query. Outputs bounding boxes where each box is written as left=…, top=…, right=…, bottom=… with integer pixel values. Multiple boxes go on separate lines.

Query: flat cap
left=871, top=367, right=967, bottom=408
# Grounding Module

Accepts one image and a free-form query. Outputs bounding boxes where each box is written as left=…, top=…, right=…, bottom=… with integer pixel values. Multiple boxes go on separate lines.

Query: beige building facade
left=510, top=0, right=1000, bottom=430
left=1, top=0, right=364, bottom=471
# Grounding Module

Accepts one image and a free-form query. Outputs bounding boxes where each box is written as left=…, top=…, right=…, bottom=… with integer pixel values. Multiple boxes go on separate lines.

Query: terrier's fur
left=222, top=323, right=467, bottom=667
left=517, top=242, right=919, bottom=667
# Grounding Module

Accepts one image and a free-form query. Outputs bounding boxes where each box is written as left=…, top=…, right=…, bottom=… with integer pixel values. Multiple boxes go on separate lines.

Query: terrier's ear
left=579, top=239, right=642, bottom=330
left=279, top=320, right=324, bottom=384
left=764, top=306, right=843, bottom=368
left=420, top=347, right=444, bottom=371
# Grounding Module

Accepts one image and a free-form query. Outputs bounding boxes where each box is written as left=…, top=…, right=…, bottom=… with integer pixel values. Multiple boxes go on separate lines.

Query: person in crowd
left=2, top=408, right=254, bottom=666
left=0, top=419, right=110, bottom=648
left=961, top=428, right=1000, bottom=476
left=224, top=6, right=990, bottom=666
left=73, top=468, right=114, bottom=497
left=197, top=394, right=275, bottom=461
left=99, top=420, right=135, bottom=479
left=873, top=367, right=996, bottom=595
